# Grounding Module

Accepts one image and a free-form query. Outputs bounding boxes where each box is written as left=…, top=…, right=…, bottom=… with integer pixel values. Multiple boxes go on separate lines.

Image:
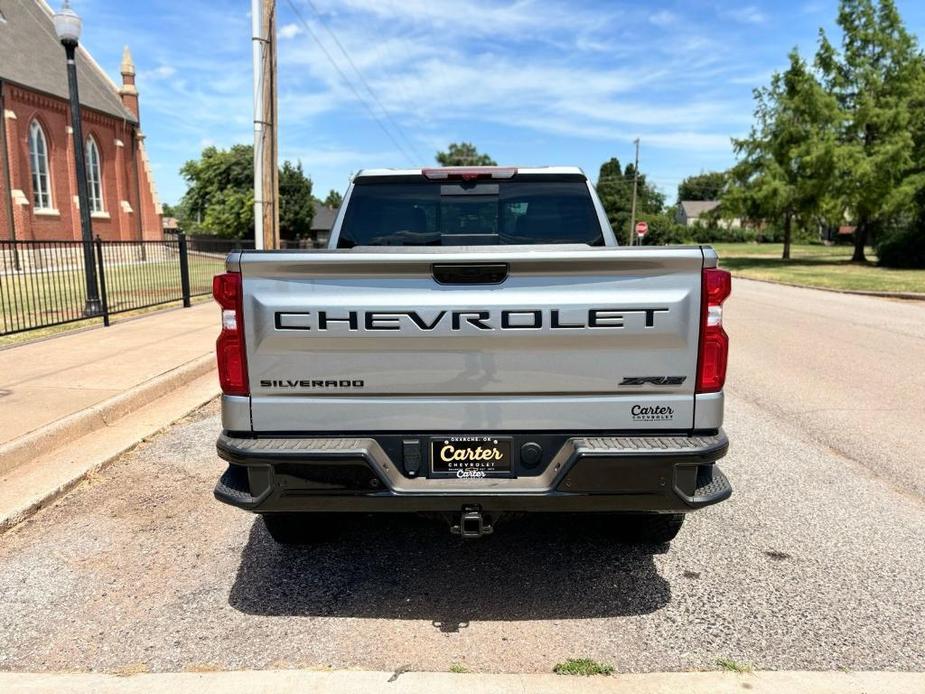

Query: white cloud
left=725, top=5, right=768, bottom=25
left=282, top=39, right=742, bottom=130
left=728, top=70, right=774, bottom=86
left=278, top=91, right=342, bottom=120
left=267, top=5, right=752, bottom=168
left=309, top=0, right=613, bottom=42
left=139, top=65, right=176, bottom=81
left=643, top=131, right=737, bottom=150
left=283, top=147, right=395, bottom=168
left=649, top=10, right=678, bottom=27
left=279, top=23, right=303, bottom=39
left=100, top=0, right=762, bottom=200
left=800, top=1, right=826, bottom=14
left=511, top=115, right=738, bottom=152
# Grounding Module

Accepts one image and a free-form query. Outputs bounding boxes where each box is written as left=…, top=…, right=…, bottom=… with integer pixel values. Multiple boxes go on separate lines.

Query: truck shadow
left=228, top=513, right=670, bottom=629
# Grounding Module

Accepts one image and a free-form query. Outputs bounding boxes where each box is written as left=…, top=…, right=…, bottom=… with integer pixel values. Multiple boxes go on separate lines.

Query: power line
left=282, top=0, right=418, bottom=166
left=596, top=175, right=727, bottom=190
left=597, top=174, right=717, bottom=182
left=300, top=0, right=426, bottom=163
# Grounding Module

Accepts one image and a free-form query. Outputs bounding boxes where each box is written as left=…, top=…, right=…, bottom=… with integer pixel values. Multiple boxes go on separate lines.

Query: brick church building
left=0, top=0, right=162, bottom=242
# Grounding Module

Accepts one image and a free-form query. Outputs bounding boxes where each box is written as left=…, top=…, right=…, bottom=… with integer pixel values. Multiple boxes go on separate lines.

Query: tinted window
left=338, top=180, right=603, bottom=247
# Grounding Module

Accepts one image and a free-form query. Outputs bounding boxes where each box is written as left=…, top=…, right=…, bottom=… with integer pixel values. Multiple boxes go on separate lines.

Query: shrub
left=635, top=216, right=822, bottom=247
left=640, top=214, right=692, bottom=245
left=792, top=225, right=819, bottom=244
left=750, top=223, right=785, bottom=243
left=688, top=225, right=758, bottom=244
left=876, top=226, right=925, bottom=268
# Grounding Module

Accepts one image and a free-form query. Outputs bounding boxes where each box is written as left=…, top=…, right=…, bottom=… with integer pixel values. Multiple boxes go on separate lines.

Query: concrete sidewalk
left=0, top=670, right=922, bottom=694
left=0, top=303, right=217, bottom=450
left=0, top=304, right=220, bottom=530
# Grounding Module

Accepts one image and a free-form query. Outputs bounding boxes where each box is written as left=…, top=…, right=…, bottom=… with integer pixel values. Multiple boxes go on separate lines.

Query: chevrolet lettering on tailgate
left=274, top=307, right=670, bottom=332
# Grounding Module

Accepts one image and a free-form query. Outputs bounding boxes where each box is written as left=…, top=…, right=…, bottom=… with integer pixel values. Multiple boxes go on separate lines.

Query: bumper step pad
left=573, top=433, right=728, bottom=458
left=694, top=463, right=732, bottom=499
left=215, top=465, right=252, bottom=504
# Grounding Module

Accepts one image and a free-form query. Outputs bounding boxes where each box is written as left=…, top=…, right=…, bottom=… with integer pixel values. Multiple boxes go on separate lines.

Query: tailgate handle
left=432, top=263, right=508, bottom=285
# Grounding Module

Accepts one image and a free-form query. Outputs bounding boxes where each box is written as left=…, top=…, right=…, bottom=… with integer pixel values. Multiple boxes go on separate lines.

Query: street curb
left=0, top=370, right=219, bottom=534
left=0, top=670, right=923, bottom=694
left=0, top=353, right=215, bottom=476
left=731, top=274, right=925, bottom=300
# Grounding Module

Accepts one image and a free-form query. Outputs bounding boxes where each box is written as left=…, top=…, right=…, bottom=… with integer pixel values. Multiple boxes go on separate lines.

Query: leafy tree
left=178, top=145, right=255, bottom=239
left=436, top=142, right=497, bottom=166
left=200, top=188, right=253, bottom=240
left=323, top=189, right=343, bottom=208
left=727, top=50, right=839, bottom=259
left=177, top=145, right=315, bottom=240
left=678, top=171, right=726, bottom=201
left=595, top=157, right=665, bottom=244
left=637, top=211, right=690, bottom=246
left=279, top=161, right=314, bottom=241
left=816, top=0, right=925, bottom=262
left=875, top=219, right=925, bottom=267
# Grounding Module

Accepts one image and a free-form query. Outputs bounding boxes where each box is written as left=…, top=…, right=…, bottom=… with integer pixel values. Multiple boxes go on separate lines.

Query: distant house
left=310, top=201, right=338, bottom=247
left=278, top=201, right=338, bottom=248
left=821, top=224, right=857, bottom=244
left=676, top=200, right=741, bottom=229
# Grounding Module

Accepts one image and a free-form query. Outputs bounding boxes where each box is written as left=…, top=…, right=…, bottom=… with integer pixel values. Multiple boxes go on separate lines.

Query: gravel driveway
left=0, top=280, right=923, bottom=674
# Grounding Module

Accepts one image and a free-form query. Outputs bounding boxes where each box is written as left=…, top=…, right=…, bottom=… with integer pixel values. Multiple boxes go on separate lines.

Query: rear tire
left=260, top=513, right=333, bottom=545
left=613, top=513, right=685, bottom=544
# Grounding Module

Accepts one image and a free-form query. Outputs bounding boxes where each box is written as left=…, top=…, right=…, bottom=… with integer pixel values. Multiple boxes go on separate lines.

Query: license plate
left=431, top=436, right=512, bottom=477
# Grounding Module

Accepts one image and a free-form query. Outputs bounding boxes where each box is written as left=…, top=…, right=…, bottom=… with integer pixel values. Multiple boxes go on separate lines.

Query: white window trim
left=85, top=135, right=105, bottom=213
left=28, top=120, right=53, bottom=210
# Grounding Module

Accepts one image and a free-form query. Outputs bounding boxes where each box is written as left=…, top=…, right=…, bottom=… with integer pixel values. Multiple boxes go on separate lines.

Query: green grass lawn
left=0, top=295, right=214, bottom=348
left=710, top=243, right=925, bottom=294
left=0, top=255, right=224, bottom=345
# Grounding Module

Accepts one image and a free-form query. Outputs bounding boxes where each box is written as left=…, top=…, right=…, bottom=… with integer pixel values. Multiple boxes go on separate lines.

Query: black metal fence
left=0, top=234, right=253, bottom=337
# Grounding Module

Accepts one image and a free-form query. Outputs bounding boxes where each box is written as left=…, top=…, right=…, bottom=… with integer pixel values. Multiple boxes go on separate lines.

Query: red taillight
left=421, top=167, right=517, bottom=181
left=212, top=272, right=249, bottom=396
left=696, top=267, right=731, bottom=393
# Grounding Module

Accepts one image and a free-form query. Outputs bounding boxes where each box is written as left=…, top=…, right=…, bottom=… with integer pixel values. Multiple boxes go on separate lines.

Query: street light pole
left=54, top=1, right=101, bottom=315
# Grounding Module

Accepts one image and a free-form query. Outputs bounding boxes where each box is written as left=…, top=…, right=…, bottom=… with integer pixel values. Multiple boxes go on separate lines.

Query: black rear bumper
left=214, top=431, right=731, bottom=514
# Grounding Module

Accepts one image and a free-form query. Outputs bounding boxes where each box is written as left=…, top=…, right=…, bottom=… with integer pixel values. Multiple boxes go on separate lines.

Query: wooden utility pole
left=252, top=0, right=279, bottom=249
left=629, top=137, right=640, bottom=246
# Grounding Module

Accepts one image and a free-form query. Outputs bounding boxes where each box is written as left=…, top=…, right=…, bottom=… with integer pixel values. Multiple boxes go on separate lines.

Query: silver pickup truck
left=212, top=166, right=732, bottom=544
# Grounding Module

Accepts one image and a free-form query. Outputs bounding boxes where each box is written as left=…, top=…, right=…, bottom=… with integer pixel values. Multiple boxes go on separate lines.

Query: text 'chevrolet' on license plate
left=431, top=436, right=512, bottom=477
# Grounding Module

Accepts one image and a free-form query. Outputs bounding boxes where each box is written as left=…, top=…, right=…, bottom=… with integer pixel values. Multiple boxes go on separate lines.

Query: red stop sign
left=635, top=221, right=648, bottom=236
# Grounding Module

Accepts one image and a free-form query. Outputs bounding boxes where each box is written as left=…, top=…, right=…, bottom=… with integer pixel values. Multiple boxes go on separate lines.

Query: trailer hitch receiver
left=451, top=506, right=493, bottom=539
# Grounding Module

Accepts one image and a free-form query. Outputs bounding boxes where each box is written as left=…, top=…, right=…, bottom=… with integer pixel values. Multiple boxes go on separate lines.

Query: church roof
left=0, top=0, right=137, bottom=123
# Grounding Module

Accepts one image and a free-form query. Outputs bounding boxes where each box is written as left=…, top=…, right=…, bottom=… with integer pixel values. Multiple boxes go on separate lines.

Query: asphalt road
left=0, top=279, right=923, bottom=675
left=725, top=279, right=925, bottom=499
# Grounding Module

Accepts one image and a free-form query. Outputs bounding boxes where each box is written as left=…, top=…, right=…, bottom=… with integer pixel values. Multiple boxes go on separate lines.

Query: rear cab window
left=338, top=174, right=605, bottom=247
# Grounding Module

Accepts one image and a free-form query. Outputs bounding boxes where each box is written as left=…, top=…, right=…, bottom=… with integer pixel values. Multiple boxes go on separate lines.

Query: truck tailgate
left=234, top=247, right=708, bottom=432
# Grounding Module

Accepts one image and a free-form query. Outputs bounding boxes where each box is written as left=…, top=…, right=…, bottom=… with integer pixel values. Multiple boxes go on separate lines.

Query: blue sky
left=72, top=0, right=925, bottom=205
